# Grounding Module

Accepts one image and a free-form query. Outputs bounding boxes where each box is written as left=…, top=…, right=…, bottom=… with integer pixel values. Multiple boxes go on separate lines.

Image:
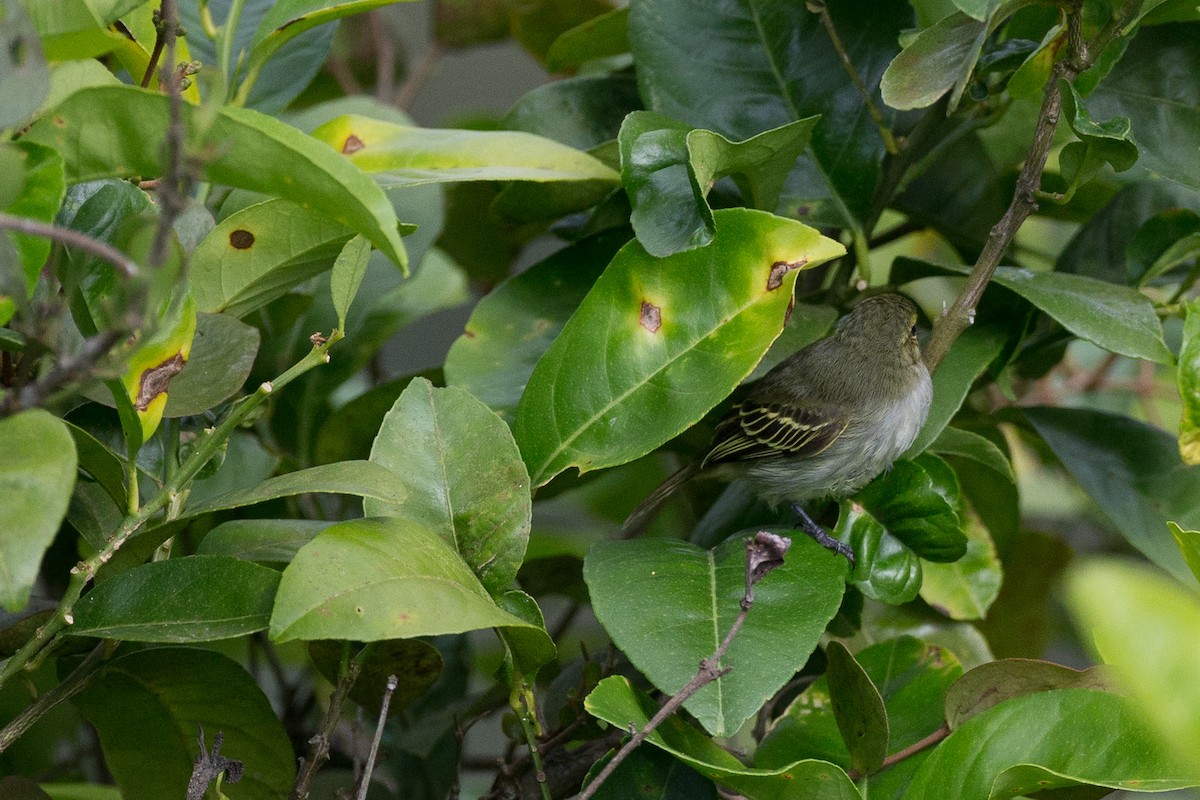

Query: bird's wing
left=701, top=401, right=848, bottom=466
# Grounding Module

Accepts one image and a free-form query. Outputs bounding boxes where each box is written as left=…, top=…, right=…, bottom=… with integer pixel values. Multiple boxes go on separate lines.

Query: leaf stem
left=0, top=333, right=343, bottom=692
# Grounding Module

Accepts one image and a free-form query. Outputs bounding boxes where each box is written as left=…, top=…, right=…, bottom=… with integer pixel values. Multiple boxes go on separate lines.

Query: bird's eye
left=909, top=322, right=918, bottom=336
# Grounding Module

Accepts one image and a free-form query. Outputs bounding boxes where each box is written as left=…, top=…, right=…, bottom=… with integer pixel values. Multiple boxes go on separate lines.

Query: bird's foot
left=790, top=503, right=855, bottom=566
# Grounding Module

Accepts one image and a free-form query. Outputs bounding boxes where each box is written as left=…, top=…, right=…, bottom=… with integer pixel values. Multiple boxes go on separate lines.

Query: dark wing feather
left=701, top=401, right=847, bottom=466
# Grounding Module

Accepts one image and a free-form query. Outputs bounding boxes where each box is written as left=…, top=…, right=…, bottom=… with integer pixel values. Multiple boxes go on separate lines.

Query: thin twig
left=0, top=643, right=107, bottom=752
left=578, top=533, right=791, bottom=800
left=0, top=213, right=138, bottom=278
left=292, top=650, right=364, bottom=800
left=368, top=10, right=397, bottom=101
left=148, top=0, right=188, bottom=270
left=807, top=0, right=898, bottom=155
left=394, top=42, right=443, bottom=110
left=355, top=675, right=397, bottom=800
left=922, top=0, right=1141, bottom=372
left=847, top=723, right=950, bottom=780
left=4, top=328, right=126, bottom=416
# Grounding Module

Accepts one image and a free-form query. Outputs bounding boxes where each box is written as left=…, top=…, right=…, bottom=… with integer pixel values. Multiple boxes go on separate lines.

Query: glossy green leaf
left=366, top=377, right=531, bottom=594
left=162, top=312, right=260, bottom=417
left=239, top=1, right=417, bottom=103
left=856, top=460, right=966, bottom=562
left=927, top=426, right=1014, bottom=483
left=834, top=500, right=922, bottom=604
left=308, top=639, right=443, bottom=715
left=314, top=375, right=418, bottom=465
left=191, top=198, right=356, bottom=317
left=919, top=516, right=1001, bottom=620
left=330, top=234, right=371, bottom=330
left=584, top=534, right=847, bottom=737
left=628, top=0, right=908, bottom=227
left=914, top=261, right=1174, bottom=364
left=507, top=0, right=612, bottom=61
left=1086, top=24, right=1200, bottom=191
left=944, top=659, right=1115, bottom=730
left=23, top=85, right=407, bottom=271
left=444, top=230, right=628, bottom=421
left=2, top=142, right=64, bottom=293
left=1058, top=80, right=1138, bottom=201
left=585, top=747, right=717, bottom=800
left=881, top=11, right=983, bottom=111
left=1005, top=23, right=1063, bottom=99
left=1067, top=559, right=1200, bottom=769
left=270, top=517, right=540, bottom=642
left=196, top=519, right=333, bottom=563
left=585, top=676, right=862, bottom=800
left=515, top=208, right=844, bottom=485
left=0, top=410, right=77, bottom=611
left=1139, top=231, right=1200, bottom=288
left=311, top=114, right=619, bottom=188
left=905, top=323, right=1008, bottom=458
left=70, top=556, right=280, bottom=642
left=496, top=588, right=556, bottom=677
left=826, top=641, right=888, bottom=775
left=757, top=636, right=961, bottom=794
left=621, top=113, right=819, bottom=257
left=0, top=0, right=49, bottom=128
left=504, top=74, right=642, bottom=151
left=1024, top=406, right=1200, bottom=583
left=72, top=648, right=294, bottom=800
left=1169, top=522, right=1200, bottom=583
left=1178, top=297, right=1200, bottom=464
left=545, top=5, right=628, bottom=71
left=903, top=688, right=1200, bottom=798
left=18, top=0, right=140, bottom=61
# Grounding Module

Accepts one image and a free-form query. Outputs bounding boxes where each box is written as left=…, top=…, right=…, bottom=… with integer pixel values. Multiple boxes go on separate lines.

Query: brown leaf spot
left=342, top=134, right=365, bottom=155
left=52, top=115, right=66, bottom=128
left=639, top=300, right=662, bottom=333
left=229, top=229, right=255, bottom=250
left=463, top=329, right=476, bottom=339
left=767, top=259, right=808, bottom=291
left=135, top=353, right=186, bottom=411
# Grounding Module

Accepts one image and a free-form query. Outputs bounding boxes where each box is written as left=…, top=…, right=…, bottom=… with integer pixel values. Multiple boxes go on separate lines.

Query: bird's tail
left=619, top=461, right=700, bottom=538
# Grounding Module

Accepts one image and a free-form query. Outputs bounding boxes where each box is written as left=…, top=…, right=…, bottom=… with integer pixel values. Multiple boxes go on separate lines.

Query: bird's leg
left=790, top=503, right=855, bottom=565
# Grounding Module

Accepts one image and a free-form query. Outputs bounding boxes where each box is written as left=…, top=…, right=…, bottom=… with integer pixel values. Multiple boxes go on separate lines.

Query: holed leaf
left=515, top=208, right=844, bottom=486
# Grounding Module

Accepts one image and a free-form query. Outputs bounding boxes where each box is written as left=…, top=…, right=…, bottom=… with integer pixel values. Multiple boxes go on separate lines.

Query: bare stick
left=291, top=652, right=364, bottom=800
left=578, top=532, right=791, bottom=800
left=0, top=212, right=138, bottom=278
left=395, top=42, right=442, bottom=110
left=355, top=674, right=397, bottom=800
left=923, top=1, right=1141, bottom=372
left=148, top=0, right=189, bottom=270
left=847, top=723, right=949, bottom=780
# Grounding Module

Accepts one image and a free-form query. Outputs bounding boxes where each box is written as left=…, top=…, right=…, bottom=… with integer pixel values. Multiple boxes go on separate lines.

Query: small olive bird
left=623, top=293, right=933, bottom=560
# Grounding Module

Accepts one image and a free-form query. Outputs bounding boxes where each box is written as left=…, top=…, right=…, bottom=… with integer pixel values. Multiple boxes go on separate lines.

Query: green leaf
left=23, top=85, right=408, bottom=272
left=757, top=636, right=962, bottom=794
left=911, top=261, right=1174, bottom=364
left=311, top=114, right=619, bottom=188
left=1169, top=522, right=1200, bottom=583
left=308, top=639, right=443, bottom=715
left=191, top=198, right=356, bottom=317
left=0, top=410, right=76, bottom=611
left=826, top=641, right=888, bottom=775
left=880, top=11, right=984, bottom=111
left=1024, top=406, right=1200, bottom=583
left=72, top=648, right=295, bottom=800
left=162, top=312, right=260, bottom=418
left=1006, top=23, right=1063, bottom=99
left=19, top=0, right=145, bottom=61
left=0, top=0, right=49, bottom=128
left=496, top=588, right=557, bottom=677
left=620, top=112, right=819, bottom=257
left=366, top=377, right=531, bottom=594
left=585, top=748, right=717, bottom=800
left=1086, top=24, right=1200, bottom=192
left=1178, top=298, right=1200, bottom=464
left=583, top=534, right=847, bottom=737
left=1058, top=80, right=1138, bottom=201
left=507, top=0, right=613, bottom=62
left=197, top=519, right=333, bottom=563
left=927, top=426, right=1014, bottom=483
left=919, top=516, right=1002, bottom=620
left=330, top=234, right=371, bottom=330
left=585, top=676, right=862, bottom=800
left=905, top=323, right=1009, bottom=458
left=834, top=499, right=922, bottom=604
left=515, top=208, right=844, bottom=486
left=504, top=74, right=642, bottom=151
left=545, top=5, right=629, bottom=71
left=443, top=230, right=628, bottom=421
left=1067, top=559, right=1200, bottom=770
left=239, top=1, right=418, bottom=103
left=856, top=460, right=966, bottom=562
left=628, top=0, right=909, bottom=228
left=70, top=556, right=280, bottom=642
left=943, top=659, right=1115, bottom=730
left=905, top=687, right=1200, bottom=797
left=2, top=142, right=65, bottom=294
left=270, top=516, right=540, bottom=642
left=315, top=374, right=419, bottom=465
